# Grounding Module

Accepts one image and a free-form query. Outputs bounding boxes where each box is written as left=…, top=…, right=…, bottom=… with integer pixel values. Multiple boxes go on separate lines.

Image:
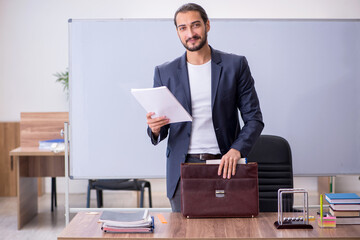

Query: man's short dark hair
left=174, top=3, right=209, bottom=27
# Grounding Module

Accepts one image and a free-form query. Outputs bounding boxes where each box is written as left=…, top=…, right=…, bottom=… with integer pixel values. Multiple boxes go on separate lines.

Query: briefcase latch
left=215, top=190, right=225, bottom=198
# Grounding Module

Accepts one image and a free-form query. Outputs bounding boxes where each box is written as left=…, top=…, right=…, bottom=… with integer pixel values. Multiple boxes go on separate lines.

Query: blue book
left=325, top=193, right=360, bottom=204
left=39, top=139, right=64, bottom=143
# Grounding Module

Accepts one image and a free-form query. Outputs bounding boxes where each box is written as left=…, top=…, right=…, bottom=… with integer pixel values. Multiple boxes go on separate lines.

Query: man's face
left=175, top=11, right=210, bottom=52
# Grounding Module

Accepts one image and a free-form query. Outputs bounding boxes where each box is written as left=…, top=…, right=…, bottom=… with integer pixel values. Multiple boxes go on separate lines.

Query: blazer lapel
left=176, top=48, right=222, bottom=114
left=211, top=48, right=223, bottom=109
left=177, top=53, right=192, bottom=115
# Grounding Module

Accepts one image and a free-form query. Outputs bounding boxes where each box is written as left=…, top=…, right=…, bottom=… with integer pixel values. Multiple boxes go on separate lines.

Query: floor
left=0, top=191, right=170, bottom=240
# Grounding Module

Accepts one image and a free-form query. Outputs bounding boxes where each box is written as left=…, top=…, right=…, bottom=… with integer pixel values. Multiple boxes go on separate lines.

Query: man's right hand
left=146, top=112, right=169, bottom=138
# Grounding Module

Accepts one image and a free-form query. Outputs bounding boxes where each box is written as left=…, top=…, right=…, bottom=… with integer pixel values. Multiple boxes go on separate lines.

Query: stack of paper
left=131, top=86, right=192, bottom=124
left=318, top=216, right=336, bottom=228
left=99, top=210, right=154, bottom=233
left=325, top=193, right=360, bottom=224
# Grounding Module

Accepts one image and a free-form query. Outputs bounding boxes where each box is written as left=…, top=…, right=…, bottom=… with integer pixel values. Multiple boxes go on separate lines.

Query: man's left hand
left=218, top=148, right=241, bottom=179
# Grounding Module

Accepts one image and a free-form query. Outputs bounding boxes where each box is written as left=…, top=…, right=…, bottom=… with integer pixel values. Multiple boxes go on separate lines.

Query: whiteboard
left=69, top=19, right=360, bottom=178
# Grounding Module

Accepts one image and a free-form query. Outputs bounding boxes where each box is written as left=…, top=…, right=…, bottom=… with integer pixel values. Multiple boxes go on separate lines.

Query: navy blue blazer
left=147, top=47, right=264, bottom=199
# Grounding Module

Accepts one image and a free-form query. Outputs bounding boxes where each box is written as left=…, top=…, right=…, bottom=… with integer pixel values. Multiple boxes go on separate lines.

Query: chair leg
left=147, top=183, right=152, bottom=208
left=54, top=178, right=57, bottom=207
left=140, top=188, right=144, bottom=208
left=96, top=190, right=103, bottom=208
left=86, top=181, right=91, bottom=208
left=51, top=177, right=57, bottom=212
left=99, top=190, right=103, bottom=207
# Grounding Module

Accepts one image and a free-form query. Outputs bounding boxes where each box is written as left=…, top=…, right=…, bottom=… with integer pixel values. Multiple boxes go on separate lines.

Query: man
left=146, top=3, right=264, bottom=212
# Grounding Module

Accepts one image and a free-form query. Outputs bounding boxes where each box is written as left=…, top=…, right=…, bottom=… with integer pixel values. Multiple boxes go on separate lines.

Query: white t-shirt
left=187, top=60, right=220, bottom=154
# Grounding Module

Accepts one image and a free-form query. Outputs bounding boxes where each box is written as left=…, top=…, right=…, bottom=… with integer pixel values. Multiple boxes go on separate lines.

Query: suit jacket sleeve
left=147, top=66, right=170, bottom=145
left=231, top=57, right=264, bottom=156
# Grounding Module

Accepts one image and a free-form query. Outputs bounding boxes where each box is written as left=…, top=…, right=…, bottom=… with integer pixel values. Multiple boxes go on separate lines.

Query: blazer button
left=187, top=132, right=191, bottom=137
left=215, top=128, right=219, bottom=131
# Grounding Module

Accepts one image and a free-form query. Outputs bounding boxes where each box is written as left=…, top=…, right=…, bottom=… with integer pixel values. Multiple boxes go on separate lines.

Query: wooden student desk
left=58, top=211, right=360, bottom=240
left=9, top=112, right=68, bottom=229
left=9, top=147, right=65, bottom=229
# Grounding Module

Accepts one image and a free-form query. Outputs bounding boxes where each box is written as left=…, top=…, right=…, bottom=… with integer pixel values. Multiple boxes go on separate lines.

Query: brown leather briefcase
left=180, top=162, right=259, bottom=218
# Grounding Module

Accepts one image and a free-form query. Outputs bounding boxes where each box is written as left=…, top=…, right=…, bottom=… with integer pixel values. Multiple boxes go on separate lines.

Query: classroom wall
left=1, top=0, right=359, bottom=194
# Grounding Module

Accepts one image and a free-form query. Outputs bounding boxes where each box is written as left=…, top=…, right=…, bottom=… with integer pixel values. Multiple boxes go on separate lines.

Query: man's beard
left=182, top=32, right=207, bottom=52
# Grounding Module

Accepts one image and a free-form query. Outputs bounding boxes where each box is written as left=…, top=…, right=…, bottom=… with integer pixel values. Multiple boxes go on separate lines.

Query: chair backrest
left=247, top=135, right=294, bottom=212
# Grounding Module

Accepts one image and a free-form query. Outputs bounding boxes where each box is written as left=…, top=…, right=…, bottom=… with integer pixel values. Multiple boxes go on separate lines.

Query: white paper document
left=131, top=86, right=192, bottom=124
left=206, top=158, right=248, bottom=164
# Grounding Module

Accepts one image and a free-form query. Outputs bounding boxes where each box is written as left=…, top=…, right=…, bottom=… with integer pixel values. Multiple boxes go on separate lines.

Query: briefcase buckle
left=215, top=190, right=225, bottom=198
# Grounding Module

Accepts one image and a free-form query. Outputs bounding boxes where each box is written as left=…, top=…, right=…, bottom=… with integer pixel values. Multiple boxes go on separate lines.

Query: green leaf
left=54, top=68, right=69, bottom=98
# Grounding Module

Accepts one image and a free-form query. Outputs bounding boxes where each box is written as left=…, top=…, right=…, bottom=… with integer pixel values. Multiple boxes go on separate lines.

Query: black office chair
left=86, top=179, right=152, bottom=208
left=247, top=135, right=294, bottom=212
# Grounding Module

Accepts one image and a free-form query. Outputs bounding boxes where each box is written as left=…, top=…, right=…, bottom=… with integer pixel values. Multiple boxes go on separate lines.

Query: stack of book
left=99, top=209, right=154, bottom=233
left=325, top=193, right=360, bottom=224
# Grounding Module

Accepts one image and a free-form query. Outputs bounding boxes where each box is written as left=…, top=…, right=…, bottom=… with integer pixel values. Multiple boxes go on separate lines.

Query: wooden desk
left=10, top=147, right=65, bottom=229
left=58, top=212, right=360, bottom=240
